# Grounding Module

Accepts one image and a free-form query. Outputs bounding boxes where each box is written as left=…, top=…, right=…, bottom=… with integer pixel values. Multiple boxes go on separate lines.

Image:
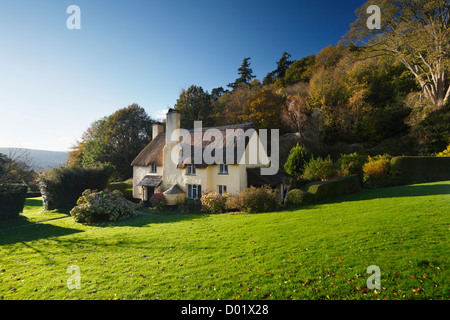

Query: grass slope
left=0, top=181, right=448, bottom=300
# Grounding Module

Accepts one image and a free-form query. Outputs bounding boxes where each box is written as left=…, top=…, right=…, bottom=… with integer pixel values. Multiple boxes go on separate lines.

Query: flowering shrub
left=224, top=193, right=243, bottom=212
left=150, top=193, right=167, bottom=210
left=70, top=189, right=138, bottom=224
left=200, top=192, right=228, bottom=214
left=227, top=185, right=281, bottom=214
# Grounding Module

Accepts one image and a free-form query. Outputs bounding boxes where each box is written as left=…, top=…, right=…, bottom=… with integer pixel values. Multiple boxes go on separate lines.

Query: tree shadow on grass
left=85, top=211, right=210, bottom=228
left=0, top=221, right=83, bottom=246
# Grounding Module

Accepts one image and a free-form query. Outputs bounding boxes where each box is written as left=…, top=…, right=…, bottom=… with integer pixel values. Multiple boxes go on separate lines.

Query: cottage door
left=146, top=186, right=155, bottom=206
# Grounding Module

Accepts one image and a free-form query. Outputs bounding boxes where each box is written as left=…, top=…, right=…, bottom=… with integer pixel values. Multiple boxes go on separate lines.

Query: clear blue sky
left=0, top=0, right=366, bottom=152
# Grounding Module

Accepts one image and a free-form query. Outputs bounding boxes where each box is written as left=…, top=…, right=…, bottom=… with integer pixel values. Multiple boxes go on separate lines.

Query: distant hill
left=0, top=148, right=68, bottom=170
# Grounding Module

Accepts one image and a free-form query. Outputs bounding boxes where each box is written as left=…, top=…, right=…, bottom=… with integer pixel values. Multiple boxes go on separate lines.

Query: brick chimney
left=152, top=122, right=164, bottom=140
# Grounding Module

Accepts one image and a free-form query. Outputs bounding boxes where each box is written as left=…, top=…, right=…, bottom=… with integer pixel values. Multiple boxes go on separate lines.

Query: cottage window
left=218, top=185, right=227, bottom=195
left=151, top=163, right=157, bottom=173
left=219, top=163, right=228, bottom=174
left=187, top=184, right=201, bottom=199
left=186, top=164, right=196, bottom=175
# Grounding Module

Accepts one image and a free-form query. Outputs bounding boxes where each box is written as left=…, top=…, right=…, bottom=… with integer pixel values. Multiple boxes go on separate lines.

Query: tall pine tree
left=228, top=57, right=256, bottom=89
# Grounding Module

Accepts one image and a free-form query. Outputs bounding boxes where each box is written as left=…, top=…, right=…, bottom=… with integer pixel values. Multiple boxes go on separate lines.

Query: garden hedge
left=390, top=156, right=450, bottom=184
left=284, top=189, right=315, bottom=208
left=0, top=184, right=28, bottom=220
left=107, top=181, right=133, bottom=200
left=306, top=174, right=361, bottom=202
left=38, top=165, right=113, bottom=211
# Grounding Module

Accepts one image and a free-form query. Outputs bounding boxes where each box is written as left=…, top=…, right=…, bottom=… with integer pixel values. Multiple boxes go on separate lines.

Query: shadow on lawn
left=91, top=211, right=209, bottom=228
left=0, top=221, right=83, bottom=246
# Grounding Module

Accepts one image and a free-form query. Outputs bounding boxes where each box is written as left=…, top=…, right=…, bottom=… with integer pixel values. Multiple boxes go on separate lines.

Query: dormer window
left=219, top=163, right=228, bottom=174
left=186, top=164, right=196, bottom=175
left=151, top=163, right=157, bottom=173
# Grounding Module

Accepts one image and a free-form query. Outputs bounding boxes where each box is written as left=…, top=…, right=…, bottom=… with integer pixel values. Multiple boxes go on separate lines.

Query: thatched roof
left=131, top=123, right=258, bottom=168
left=246, top=167, right=290, bottom=187
left=131, top=133, right=165, bottom=167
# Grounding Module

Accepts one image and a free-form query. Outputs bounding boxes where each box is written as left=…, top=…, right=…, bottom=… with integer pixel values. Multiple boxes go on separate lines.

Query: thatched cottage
left=131, top=109, right=288, bottom=205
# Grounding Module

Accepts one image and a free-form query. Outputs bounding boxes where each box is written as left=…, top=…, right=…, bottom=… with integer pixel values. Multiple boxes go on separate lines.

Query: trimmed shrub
left=70, top=189, right=138, bottom=224
left=107, top=181, right=133, bottom=200
left=306, top=175, right=361, bottom=202
left=390, top=156, right=450, bottom=184
left=231, top=185, right=282, bottom=214
left=284, top=144, right=312, bottom=179
left=362, top=154, right=392, bottom=187
left=150, top=193, right=167, bottom=210
left=337, top=152, right=367, bottom=181
left=38, top=165, right=113, bottom=211
left=302, top=156, right=337, bottom=181
left=201, top=192, right=228, bottom=214
left=0, top=184, right=28, bottom=220
left=178, top=199, right=202, bottom=214
left=284, top=189, right=315, bottom=208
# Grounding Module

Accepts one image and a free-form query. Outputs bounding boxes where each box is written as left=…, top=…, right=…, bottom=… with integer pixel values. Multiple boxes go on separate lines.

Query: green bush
left=362, top=154, right=393, bottom=187
left=337, top=152, right=367, bottom=181
left=284, top=189, right=314, bottom=208
left=306, top=175, right=361, bottom=202
left=201, top=192, right=228, bottom=214
left=390, top=156, right=450, bottom=184
left=302, top=156, right=338, bottom=181
left=70, top=189, right=138, bottom=224
left=284, top=144, right=312, bottom=179
left=107, top=181, right=133, bottom=200
left=230, top=185, right=282, bottom=214
left=0, top=184, right=28, bottom=220
left=178, top=199, right=202, bottom=214
left=38, top=165, right=113, bottom=211
left=413, top=108, right=450, bottom=155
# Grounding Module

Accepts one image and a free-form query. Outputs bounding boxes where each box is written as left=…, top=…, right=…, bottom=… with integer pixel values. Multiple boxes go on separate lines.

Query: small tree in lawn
left=284, top=144, right=311, bottom=179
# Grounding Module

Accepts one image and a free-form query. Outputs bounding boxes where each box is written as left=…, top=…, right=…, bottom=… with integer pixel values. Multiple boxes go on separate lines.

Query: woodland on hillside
left=66, top=0, right=449, bottom=180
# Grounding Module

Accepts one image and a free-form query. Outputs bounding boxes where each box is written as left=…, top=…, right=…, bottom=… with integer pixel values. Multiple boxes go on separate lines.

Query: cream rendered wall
left=205, top=165, right=242, bottom=194
left=132, top=165, right=163, bottom=199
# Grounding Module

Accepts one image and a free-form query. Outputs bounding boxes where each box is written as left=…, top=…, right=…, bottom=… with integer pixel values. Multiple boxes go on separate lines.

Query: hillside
left=0, top=148, right=68, bottom=170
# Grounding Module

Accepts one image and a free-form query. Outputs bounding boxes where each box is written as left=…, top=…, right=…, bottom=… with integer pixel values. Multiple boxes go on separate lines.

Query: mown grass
left=0, top=181, right=448, bottom=300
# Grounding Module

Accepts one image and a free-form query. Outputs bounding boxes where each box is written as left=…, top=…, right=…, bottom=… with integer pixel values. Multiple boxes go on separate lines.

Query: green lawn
left=0, top=181, right=448, bottom=300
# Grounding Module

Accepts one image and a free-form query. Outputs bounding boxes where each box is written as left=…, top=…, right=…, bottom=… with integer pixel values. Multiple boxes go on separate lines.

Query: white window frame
left=218, top=185, right=227, bottom=195
left=187, top=184, right=202, bottom=199
left=186, top=164, right=196, bottom=175
left=151, top=163, right=157, bottom=173
left=219, top=163, right=228, bottom=174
